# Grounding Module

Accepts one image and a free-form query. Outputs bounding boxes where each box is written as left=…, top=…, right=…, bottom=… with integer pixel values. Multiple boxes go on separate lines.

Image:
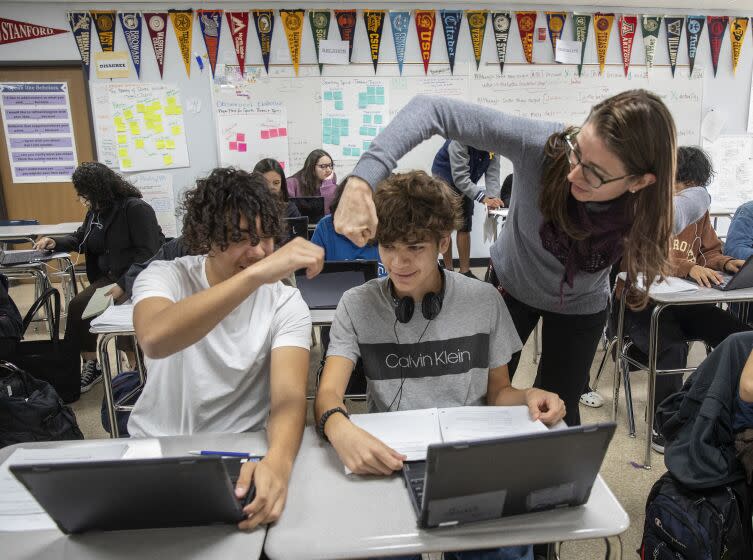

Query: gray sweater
left=352, top=95, right=711, bottom=315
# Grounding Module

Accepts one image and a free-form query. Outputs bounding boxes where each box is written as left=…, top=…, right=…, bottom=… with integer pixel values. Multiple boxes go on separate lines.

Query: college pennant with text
left=364, top=11, right=386, bottom=73
left=707, top=16, right=729, bottom=77
left=169, top=9, right=193, bottom=77
left=686, top=16, right=705, bottom=77
left=198, top=10, right=222, bottom=78
left=516, top=12, right=536, bottom=64
left=415, top=10, right=436, bottom=74
left=226, top=12, right=249, bottom=76
left=390, top=11, right=410, bottom=75
left=618, top=15, right=637, bottom=76
left=0, top=17, right=67, bottom=46
left=253, top=10, right=275, bottom=74
left=573, top=13, right=591, bottom=76
left=144, top=13, right=168, bottom=78
left=545, top=12, right=566, bottom=54
left=335, top=10, right=357, bottom=62
left=441, top=10, right=463, bottom=74
left=67, top=12, right=92, bottom=76
left=280, top=9, right=305, bottom=76
left=665, top=16, right=683, bottom=77
left=491, top=12, right=512, bottom=75
left=730, top=17, right=749, bottom=75
left=118, top=13, right=142, bottom=78
left=641, top=15, right=662, bottom=70
left=594, top=13, right=614, bottom=74
left=90, top=10, right=116, bottom=52
left=309, top=10, right=330, bottom=74
left=466, top=11, right=488, bottom=70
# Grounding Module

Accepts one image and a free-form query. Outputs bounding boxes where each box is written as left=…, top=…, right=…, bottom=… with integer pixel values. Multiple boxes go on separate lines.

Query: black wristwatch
left=317, top=407, right=350, bottom=442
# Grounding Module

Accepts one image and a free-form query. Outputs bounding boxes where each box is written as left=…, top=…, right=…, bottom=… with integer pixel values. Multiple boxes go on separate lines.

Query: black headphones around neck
left=389, top=266, right=446, bottom=324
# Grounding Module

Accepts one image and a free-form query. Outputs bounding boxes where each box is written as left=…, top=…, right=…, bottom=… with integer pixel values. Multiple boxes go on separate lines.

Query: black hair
left=72, top=162, right=142, bottom=211
left=676, top=146, right=714, bottom=188
left=253, top=158, right=290, bottom=202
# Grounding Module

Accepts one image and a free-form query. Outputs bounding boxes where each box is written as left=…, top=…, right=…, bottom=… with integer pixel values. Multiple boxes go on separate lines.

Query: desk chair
left=284, top=216, right=309, bottom=243
left=0, top=218, right=38, bottom=249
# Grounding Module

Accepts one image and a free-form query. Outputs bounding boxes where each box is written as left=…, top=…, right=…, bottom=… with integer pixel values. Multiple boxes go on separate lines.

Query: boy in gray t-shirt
left=315, top=170, right=565, bottom=478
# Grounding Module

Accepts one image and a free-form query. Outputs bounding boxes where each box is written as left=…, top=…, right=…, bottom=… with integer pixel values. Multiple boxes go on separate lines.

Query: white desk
left=265, top=428, right=629, bottom=560
left=310, top=308, right=335, bottom=326
left=612, top=279, right=753, bottom=469
left=0, top=432, right=268, bottom=560
left=0, top=222, right=81, bottom=241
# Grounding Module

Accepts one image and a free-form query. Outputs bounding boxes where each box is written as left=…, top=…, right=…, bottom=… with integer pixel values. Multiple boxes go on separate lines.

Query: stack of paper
left=618, top=272, right=699, bottom=294
left=90, top=303, right=135, bottom=332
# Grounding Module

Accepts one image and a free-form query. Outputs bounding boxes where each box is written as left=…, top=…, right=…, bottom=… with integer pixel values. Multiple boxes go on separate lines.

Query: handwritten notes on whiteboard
left=703, top=135, right=753, bottom=213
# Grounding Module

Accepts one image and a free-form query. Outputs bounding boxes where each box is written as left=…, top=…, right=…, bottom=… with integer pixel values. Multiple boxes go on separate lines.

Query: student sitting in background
left=34, top=162, right=163, bottom=393
left=736, top=337, right=753, bottom=484
left=431, top=140, right=502, bottom=278
left=286, top=149, right=338, bottom=214
left=619, top=146, right=751, bottom=453
left=315, top=171, right=564, bottom=560
left=130, top=167, right=324, bottom=530
left=725, top=200, right=753, bottom=261
left=253, top=158, right=301, bottom=219
left=311, top=181, right=386, bottom=277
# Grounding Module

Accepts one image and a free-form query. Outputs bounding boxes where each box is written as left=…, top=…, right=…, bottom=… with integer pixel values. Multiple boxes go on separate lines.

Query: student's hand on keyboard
left=724, top=259, right=745, bottom=274
left=688, top=265, right=723, bottom=288
left=334, top=177, right=377, bottom=248
left=329, top=420, right=407, bottom=475
left=525, top=388, right=566, bottom=426
left=235, top=457, right=290, bottom=530
left=251, top=237, right=324, bottom=282
left=33, top=236, right=56, bottom=250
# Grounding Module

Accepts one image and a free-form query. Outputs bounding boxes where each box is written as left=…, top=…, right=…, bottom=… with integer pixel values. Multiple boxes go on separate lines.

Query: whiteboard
left=702, top=135, right=753, bottom=213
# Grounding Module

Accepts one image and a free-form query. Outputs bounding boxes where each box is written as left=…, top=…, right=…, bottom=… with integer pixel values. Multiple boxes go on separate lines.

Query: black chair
left=284, top=216, right=309, bottom=243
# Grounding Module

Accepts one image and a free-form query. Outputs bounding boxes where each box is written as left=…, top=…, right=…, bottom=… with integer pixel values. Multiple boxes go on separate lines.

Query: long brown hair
left=291, top=149, right=333, bottom=196
left=539, top=89, right=676, bottom=309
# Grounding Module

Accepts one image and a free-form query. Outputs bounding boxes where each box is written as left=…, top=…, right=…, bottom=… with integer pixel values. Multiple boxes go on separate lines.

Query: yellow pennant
left=169, top=9, right=194, bottom=77
left=731, top=17, right=749, bottom=75
left=593, top=13, right=614, bottom=74
left=466, top=11, right=488, bottom=70
left=280, top=9, right=305, bottom=76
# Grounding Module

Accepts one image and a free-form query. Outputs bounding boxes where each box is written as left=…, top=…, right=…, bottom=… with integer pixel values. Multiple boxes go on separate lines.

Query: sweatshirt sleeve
left=484, top=154, right=502, bottom=198
left=448, top=142, right=483, bottom=200
left=726, top=202, right=753, bottom=261
left=698, top=213, right=731, bottom=271
left=352, top=95, right=560, bottom=189
left=672, top=187, right=711, bottom=234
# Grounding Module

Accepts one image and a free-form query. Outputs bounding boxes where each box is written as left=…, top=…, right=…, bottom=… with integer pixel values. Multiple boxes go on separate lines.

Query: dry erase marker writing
left=188, top=450, right=261, bottom=459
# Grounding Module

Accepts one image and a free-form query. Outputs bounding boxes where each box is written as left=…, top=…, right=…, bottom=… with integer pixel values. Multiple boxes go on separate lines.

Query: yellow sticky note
left=124, top=109, right=133, bottom=119
left=164, top=107, right=175, bottom=115
left=130, top=124, right=141, bottom=135
left=163, top=155, right=173, bottom=166
left=167, top=96, right=177, bottom=105
left=136, top=103, right=145, bottom=113
left=114, top=116, right=124, bottom=125
left=153, top=114, right=163, bottom=122
left=166, top=140, right=175, bottom=150
left=117, top=134, right=127, bottom=145
left=118, top=147, right=128, bottom=157
left=175, top=107, right=183, bottom=114
left=154, top=125, right=164, bottom=134
left=135, top=139, right=144, bottom=149
left=171, top=126, right=182, bottom=135
left=156, top=140, right=165, bottom=149
left=116, top=123, right=126, bottom=133
left=122, top=158, right=132, bottom=169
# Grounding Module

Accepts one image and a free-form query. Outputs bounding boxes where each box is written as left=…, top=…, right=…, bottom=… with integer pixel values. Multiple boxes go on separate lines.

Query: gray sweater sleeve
left=448, top=141, right=482, bottom=201
left=484, top=155, right=501, bottom=198
left=673, top=186, right=711, bottom=234
left=353, top=95, right=558, bottom=188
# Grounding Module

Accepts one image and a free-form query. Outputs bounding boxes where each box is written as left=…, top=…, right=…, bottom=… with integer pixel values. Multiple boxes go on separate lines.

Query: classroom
left=1, top=0, right=753, bottom=558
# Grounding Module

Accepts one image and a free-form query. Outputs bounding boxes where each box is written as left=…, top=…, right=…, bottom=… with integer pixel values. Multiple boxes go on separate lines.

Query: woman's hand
left=33, top=237, right=55, bottom=250
left=688, top=265, right=723, bottom=287
left=724, top=259, right=745, bottom=274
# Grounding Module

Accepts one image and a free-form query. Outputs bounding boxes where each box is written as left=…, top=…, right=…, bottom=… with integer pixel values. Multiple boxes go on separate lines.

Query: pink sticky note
left=269, top=128, right=279, bottom=138
left=237, top=133, right=245, bottom=142
left=261, top=130, right=270, bottom=139
left=229, top=141, right=238, bottom=151
left=278, top=127, right=287, bottom=137
left=238, top=143, right=247, bottom=152
left=280, top=161, right=285, bottom=169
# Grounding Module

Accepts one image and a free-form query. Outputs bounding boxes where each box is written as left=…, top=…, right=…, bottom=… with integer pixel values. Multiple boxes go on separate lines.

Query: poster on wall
left=702, top=135, right=753, bottom=213
left=0, top=82, right=78, bottom=183
left=90, top=83, right=190, bottom=172
left=320, top=78, right=390, bottom=161
left=215, top=101, right=289, bottom=171
left=129, top=172, right=178, bottom=237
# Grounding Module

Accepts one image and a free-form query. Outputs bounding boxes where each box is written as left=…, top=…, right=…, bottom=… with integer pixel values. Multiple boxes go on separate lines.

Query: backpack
left=0, top=361, right=84, bottom=448
left=100, top=370, right=142, bottom=436
left=0, top=273, right=22, bottom=358
left=640, top=472, right=752, bottom=560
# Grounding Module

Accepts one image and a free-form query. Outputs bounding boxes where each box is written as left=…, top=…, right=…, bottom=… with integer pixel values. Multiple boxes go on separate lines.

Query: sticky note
left=136, top=104, right=145, bottom=113
left=174, top=107, right=182, bottom=114
left=269, top=129, right=279, bottom=138
left=363, top=141, right=371, bottom=150
left=324, top=91, right=333, bottom=101
left=237, top=133, right=245, bottom=142
left=377, top=87, right=384, bottom=95
left=278, top=128, right=287, bottom=137
left=124, top=109, right=134, bottom=120
left=340, top=127, right=348, bottom=136
left=121, top=158, right=132, bottom=169
left=376, top=96, right=385, bottom=105
left=118, top=148, right=128, bottom=157
left=335, top=100, right=344, bottom=111
left=364, top=115, right=372, bottom=124
left=135, top=139, right=144, bottom=149
left=166, top=140, right=175, bottom=149
left=352, top=148, right=360, bottom=156
left=334, top=91, right=343, bottom=100
left=261, top=130, right=270, bottom=139
left=238, top=143, right=247, bottom=152
left=117, top=134, right=127, bottom=145
left=154, top=125, right=164, bottom=134
left=324, top=118, right=332, bottom=127
left=229, top=141, right=238, bottom=151
left=374, top=115, right=383, bottom=124
left=114, top=116, right=124, bottom=125
left=156, top=140, right=165, bottom=149
left=343, top=147, right=352, bottom=156
left=171, top=126, right=182, bottom=135
left=359, top=126, right=368, bottom=135
left=167, top=96, right=177, bottom=105
left=163, top=155, right=173, bottom=166
left=130, top=124, right=141, bottom=135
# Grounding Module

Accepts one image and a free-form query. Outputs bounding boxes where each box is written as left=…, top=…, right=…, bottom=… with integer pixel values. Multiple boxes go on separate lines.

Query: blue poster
left=441, top=10, right=463, bottom=74
left=118, top=13, right=142, bottom=78
left=389, top=11, right=410, bottom=76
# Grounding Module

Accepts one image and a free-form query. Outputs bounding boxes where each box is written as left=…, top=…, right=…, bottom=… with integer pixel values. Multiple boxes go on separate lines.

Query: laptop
left=712, top=255, right=753, bottom=291
left=401, top=422, right=616, bottom=528
left=11, top=456, right=257, bottom=534
left=0, top=249, right=55, bottom=266
left=295, top=260, right=378, bottom=309
left=291, top=196, right=325, bottom=225
left=284, top=215, right=309, bottom=242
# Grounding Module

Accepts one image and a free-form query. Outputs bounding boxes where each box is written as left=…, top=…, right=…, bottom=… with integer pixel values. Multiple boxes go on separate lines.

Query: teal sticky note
left=343, top=147, right=352, bottom=156
left=370, top=127, right=378, bottom=135
left=374, top=115, right=383, bottom=124
left=364, top=115, right=372, bottom=124
left=342, top=118, right=349, bottom=127
left=334, top=91, right=343, bottom=100
left=376, top=96, right=385, bottom=105
left=377, top=86, right=384, bottom=95
left=324, top=91, right=333, bottom=101
left=363, top=141, right=371, bottom=150
left=352, top=148, right=360, bottom=156
left=324, top=118, right=332, bottom=127
left=335, top=100, right=344, bottom=111
left=332, top=135, right=340, bottom=146
left=368, top=86, right=376, bottom=95
left=359, top=126, right=367, bottom=135
left=340, top=127, right=348, bottom=136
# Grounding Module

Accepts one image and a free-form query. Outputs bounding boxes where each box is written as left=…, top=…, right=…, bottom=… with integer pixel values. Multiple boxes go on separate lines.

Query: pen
left=188, top=450, right=262, bottom=459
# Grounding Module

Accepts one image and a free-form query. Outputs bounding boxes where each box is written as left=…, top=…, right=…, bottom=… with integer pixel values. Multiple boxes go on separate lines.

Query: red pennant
left=0, top=17, right=67, bottom=45
left=707, top=16, right=729, bottom=77
left=144, top=13, right=168, bottom=78
left=226, top=12, right=249, bottom=76
left=618, top=15, right=637, bottom=76
left=516, top=12, right=537, bottom=64
left=334, top=10, right=357, bottom=61
left=415, top=11, right=436, bottom=74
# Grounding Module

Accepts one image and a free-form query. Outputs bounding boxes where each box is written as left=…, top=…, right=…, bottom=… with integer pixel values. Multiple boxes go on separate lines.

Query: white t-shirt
left=127, top=255, right=311, bottom=437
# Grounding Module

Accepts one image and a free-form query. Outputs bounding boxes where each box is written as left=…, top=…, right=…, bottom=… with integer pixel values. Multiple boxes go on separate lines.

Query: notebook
left=81, top=283, right=116, bottom=319
left=402, top=422, right=616, bottom=528
left=10, top=456, right=256, bottom=534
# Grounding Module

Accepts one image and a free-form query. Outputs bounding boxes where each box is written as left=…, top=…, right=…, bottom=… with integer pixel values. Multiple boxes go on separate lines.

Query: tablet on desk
left=296, top=260, right=378, bottom=310
left=11, top=456, right=255, bottom=533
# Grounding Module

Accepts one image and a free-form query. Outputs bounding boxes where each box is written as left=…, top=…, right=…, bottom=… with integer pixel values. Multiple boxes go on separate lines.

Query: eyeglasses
left=316, top=163, right=335, bottom=170
left=564, top=133, right=633, bottom=189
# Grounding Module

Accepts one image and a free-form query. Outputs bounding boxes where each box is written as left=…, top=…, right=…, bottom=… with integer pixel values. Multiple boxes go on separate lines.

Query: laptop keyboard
left=405, top=461, right=427, bottom=505
left=0, top=250, right=54, bottom=266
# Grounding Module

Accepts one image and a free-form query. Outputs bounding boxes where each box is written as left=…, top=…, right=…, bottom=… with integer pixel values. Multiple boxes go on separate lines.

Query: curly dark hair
left=72, top=162, right=142, bottom=211
left=180, top=167, right=285, bottom=254
left=676, top=146, right=714, bottom=188
left=374, top=171, right=463, bottom=245
left=253, top=158, right=290, bottom=202
left=290, top=149, right=334, bottom=196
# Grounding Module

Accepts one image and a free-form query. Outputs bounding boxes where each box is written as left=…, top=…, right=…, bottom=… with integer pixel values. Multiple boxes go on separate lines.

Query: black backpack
left=640, top=472, right=752, bottom=560
left=0, top=361, right=84, bottom=448
left=0, top=273, right=22, bottom=358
